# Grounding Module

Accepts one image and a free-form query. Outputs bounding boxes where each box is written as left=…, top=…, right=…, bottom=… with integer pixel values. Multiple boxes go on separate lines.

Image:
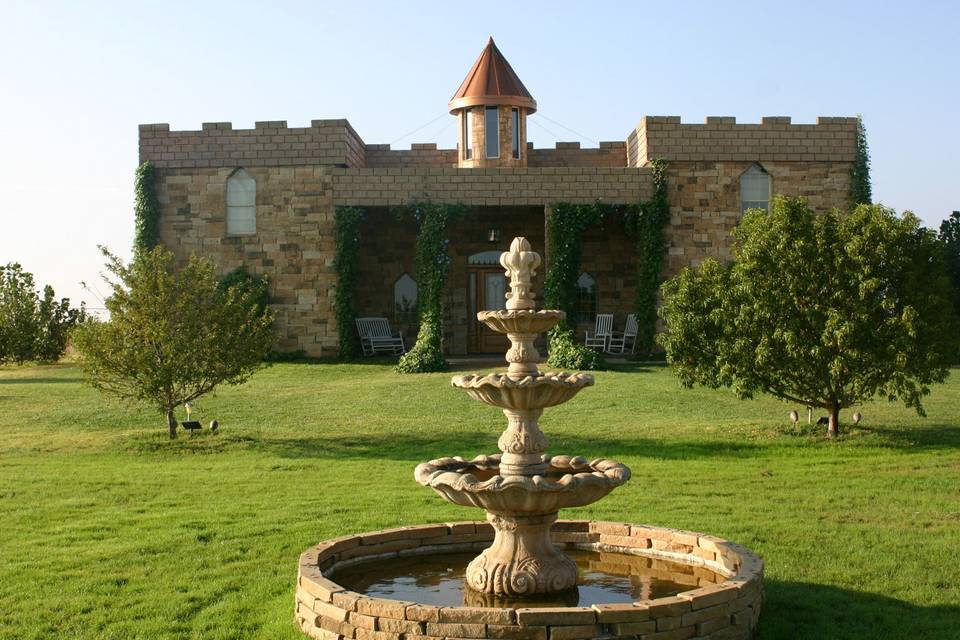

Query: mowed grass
left=1, top=361, right=958, bottom=640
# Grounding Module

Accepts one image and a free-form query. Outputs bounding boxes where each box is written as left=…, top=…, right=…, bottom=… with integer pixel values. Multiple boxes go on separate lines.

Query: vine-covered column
left=634, top=158, right=670, bottom=356
left=333, top=206, right=364, bottom=359
left=543, top=203, right=604, bottom=370
left=133, top=161, right=161, bottom=257
left=395, top=203, right=467, bottom=373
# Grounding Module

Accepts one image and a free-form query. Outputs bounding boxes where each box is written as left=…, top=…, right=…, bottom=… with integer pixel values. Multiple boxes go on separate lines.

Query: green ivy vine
left=850, top=115, right=872, bottom=206
left=133, top=161, right=161, bottom=256
left=543, top=202, right=608, bottom=370
left=544, top=158, right=670, bottom=365
left=394, top=202, right=468, bottom=373
left=333, top=206, right=364, bottom=359
left=626, top=158, right=670, bottom=356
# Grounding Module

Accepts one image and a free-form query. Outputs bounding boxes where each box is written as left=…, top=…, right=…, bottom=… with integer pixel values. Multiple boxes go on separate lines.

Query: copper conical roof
left=448, top=37, right=537, bottom=114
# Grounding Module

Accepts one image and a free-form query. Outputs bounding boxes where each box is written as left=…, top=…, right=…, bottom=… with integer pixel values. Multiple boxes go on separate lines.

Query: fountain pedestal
left=415, top=237, right=631, bottom=596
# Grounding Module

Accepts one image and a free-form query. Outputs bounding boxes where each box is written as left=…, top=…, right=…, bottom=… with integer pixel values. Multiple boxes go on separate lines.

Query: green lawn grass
left=1, top=361, right=958, bottom=639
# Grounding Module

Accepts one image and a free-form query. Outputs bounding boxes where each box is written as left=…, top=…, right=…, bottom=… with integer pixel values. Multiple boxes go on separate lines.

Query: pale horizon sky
left=2, top=0, right=958, bottom=311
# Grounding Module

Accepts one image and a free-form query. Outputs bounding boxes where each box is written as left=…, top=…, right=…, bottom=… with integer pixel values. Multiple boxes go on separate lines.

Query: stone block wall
left=154, top=165, right=338, bottom=355
left=661, top=160, right=852, bottom=278
left=627, top=116, right=859, bottom=166
left=139, top=120, right=366, bottom=169
left=529, top=142, right=626, bottom=168
left=330, top=167, right=652, bottom=207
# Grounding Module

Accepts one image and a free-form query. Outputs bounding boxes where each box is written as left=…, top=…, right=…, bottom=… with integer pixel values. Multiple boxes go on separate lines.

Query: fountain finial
left=501, top=237, right=541, bottom=310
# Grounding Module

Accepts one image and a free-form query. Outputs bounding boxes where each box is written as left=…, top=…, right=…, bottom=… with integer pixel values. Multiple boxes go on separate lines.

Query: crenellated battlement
left=627, top=115, right=859, bottom=166
left=138, top=119, right=367, bottom=169
left=140, top=115, right=857, bottom=171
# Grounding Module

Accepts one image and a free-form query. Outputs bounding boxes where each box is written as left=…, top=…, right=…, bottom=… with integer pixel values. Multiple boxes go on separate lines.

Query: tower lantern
left=449, top=37, right=536, bottom=168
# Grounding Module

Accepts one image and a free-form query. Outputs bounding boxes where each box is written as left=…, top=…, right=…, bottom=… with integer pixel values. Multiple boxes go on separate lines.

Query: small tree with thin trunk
left=658, top=196, right=957, bottom=437
left=73, top=247, right=275, bottom=438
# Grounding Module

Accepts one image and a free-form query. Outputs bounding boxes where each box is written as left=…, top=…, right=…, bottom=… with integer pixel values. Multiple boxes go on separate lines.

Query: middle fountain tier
left=415, top=237, right=631, bottom=597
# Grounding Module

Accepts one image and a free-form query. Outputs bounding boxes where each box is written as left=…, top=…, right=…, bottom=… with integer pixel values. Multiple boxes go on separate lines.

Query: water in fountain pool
left=332, top=549, right=725, bottom=608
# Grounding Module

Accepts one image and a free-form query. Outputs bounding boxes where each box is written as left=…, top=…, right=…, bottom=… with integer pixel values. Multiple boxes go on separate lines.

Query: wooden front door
left=468, top=266, right=510, bottom=353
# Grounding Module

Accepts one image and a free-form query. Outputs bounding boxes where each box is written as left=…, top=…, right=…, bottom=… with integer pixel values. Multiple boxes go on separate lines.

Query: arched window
left=394, top=273, right=418, bottom=321
left=226, top=169, right=256, bottom=235
left=574, top=272, right=597, bottom=324
left=740, top=163, right=771, bottom=213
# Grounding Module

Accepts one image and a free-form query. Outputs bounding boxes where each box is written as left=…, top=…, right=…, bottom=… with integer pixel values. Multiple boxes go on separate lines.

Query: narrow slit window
left=740, top=164, right=771, bottom=213
left=485, top=106, right=499, bottom=159
left=226, top=168, right=256, bottom=235
left=511, top=108, right=520, bottom=159
left=462, top=110, right=473, bottom=160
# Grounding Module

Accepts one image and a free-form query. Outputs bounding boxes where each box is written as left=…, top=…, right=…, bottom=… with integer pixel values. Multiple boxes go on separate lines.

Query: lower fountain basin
left=296, top=520, right=764, bottom=640
left=414, top=454, right=630, bottom=515
left=334, top=548, right=724, bottom=608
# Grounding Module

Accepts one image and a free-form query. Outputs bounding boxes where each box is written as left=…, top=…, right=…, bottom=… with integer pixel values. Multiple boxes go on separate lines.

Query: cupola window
left=511, top=108, right=520, bottom=159
left=485, top=106, right=499, bottom=159
left=462, top=110, right=473, bottom=160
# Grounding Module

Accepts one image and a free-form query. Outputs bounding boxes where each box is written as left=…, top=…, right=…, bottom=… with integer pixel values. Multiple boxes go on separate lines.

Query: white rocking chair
left=608, top=313, right=638, bottom=354
left=355, top=317, right=406, bottom=356
left=584, top=314, right=614, bottom=351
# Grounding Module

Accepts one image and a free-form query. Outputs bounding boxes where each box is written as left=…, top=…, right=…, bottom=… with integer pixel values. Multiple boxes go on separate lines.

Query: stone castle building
left=139, top=38, right=859, bottom=357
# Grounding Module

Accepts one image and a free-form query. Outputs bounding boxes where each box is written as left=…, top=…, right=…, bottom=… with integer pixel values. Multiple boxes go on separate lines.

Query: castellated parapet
left=628, top=115, right=859, bottom=166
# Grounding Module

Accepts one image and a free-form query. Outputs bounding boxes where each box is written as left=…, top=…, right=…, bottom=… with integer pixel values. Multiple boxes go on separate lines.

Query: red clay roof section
left=448, top=37, right=537, bottom=114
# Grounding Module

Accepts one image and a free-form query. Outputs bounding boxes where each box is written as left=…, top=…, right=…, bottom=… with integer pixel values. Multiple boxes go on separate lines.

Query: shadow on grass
left=761, top=580, right=960, bottom=639
left=128, top=431, right=761, bottom=462
left=770, top=421, right=960, bottom=451
left=0, top=377, right=83, bottom=385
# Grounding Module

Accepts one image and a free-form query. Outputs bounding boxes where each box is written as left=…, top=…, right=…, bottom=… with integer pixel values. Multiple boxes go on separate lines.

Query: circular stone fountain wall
left=295, top=520, right=763, bottom=640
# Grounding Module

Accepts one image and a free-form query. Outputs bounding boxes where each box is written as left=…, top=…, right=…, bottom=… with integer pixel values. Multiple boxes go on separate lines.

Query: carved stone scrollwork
left=464, top=513, right=577, bottom=596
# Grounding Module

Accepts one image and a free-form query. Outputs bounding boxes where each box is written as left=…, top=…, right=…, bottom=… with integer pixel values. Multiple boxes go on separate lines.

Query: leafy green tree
left=938, top=211, right=960, bottom=336
left=35, top=285, right=86, bottom=363
left=0, top=264, right=40, bottom=364
left=73, top=247, right=276, bottom=438
left=659, top=197, right=957, bottom=437
left=0, top=263, right=83, bottom=364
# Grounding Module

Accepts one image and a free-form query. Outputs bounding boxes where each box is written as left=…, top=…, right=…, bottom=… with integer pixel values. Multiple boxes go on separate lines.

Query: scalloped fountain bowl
left=414, top=454, right=630, bottom=515
left=452, top=372, right=594, bottom=411
left=477, top=309, right=565, bottom=334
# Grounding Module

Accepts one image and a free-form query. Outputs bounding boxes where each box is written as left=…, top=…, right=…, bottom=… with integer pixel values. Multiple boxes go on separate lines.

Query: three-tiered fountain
left=295, top=237, right=764, bottom=640
left=414, top=237, right=630, bottom=596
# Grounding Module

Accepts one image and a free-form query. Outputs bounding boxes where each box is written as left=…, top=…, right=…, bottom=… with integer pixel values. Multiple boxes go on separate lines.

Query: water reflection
left=333, top=549, right=724, bottom=608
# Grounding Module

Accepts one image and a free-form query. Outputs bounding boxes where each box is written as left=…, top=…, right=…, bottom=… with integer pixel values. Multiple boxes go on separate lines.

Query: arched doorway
left=467, top=251, right=510, bottom=353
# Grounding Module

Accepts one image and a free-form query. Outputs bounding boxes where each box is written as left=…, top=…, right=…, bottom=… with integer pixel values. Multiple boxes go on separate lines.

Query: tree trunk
left=827, top=405, right=840, bottom=438
left=167, top=409, right=177, bottom=439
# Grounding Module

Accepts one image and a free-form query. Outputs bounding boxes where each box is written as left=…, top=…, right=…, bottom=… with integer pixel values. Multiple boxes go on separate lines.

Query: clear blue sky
left=2, top=0, right=958, bottom=310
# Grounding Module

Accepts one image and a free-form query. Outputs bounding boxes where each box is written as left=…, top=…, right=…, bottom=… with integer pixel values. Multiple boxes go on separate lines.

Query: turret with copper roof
left=450, top=37, right=535, bottom=168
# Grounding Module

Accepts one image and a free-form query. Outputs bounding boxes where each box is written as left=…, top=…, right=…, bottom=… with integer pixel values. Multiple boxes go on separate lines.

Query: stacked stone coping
left=627, top=115, right=859, bottom=166
left=329, top=166, right=652, bottom=207
left=296, top=520, right=764, bottom=640
left=140, top=119, right=629, bottom=171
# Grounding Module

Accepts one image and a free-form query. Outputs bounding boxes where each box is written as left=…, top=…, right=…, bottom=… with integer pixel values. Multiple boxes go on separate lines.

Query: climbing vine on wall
left=850, top=115, right=872, bottom=206
left=544, top=158, right=670, bottom=365
left=543, top=202, right=609, bottom=370
left=394, top=202, right=468, bottom=373
left=626, top=158, right=670, bottom=356
left=334, top=206, right=364, bottom=359
left=133, top=162, right=161, bottom=256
